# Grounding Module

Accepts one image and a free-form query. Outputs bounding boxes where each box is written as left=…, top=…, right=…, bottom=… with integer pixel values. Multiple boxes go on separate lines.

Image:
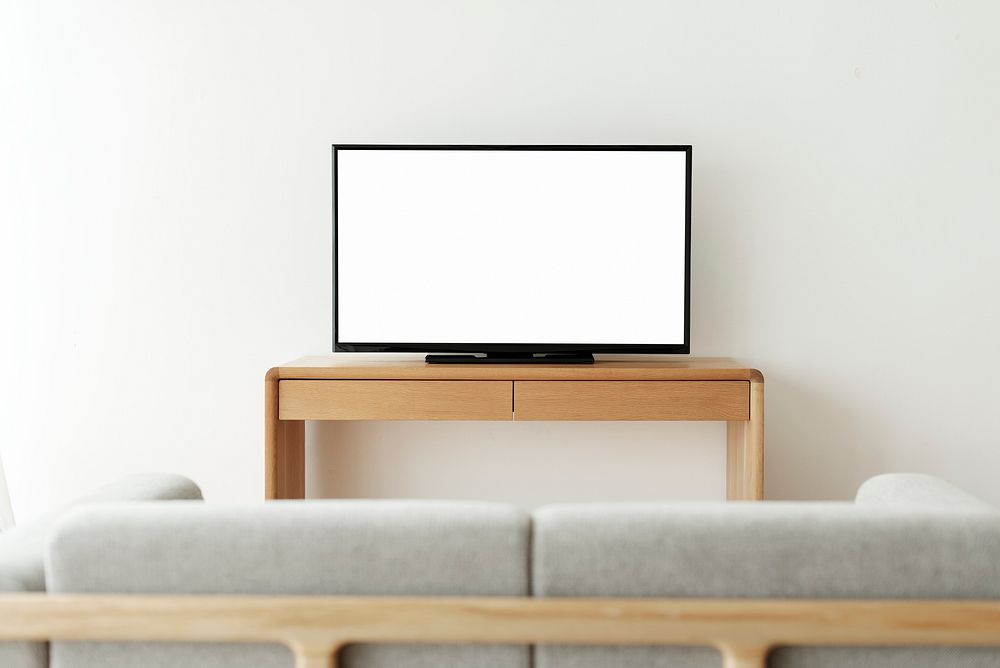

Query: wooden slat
left=276, top=357, right=763, bottom=382
left=3, top=594, right=1000, bottom=668
left=278, top=380, right=513, bottom=421
left=514, top=381, right=749, bottom=421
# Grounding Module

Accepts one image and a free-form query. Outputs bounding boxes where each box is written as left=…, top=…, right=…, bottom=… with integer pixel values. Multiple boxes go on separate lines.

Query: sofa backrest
left=44, top=484, right=1000, bottom=668
left=47, top=500, right=531, bottom=668
left=532, top=501, right=1000, bottom=668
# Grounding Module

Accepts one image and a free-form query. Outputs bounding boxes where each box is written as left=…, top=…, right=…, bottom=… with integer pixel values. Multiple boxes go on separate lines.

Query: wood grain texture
left=275, top=420, right=305, bottom=499
left=265, top=368, right=279, bottom=498
left=726, top=380, right=764, bottom=501
left=266, top=361, right=765, bottom=502
left=2, top=595, right=1000, bottom=668
left=276, top=357, right=763, bottom=382
left=514, top=381, right=749, bottom=421
left=265, top=369, right=306, bottom=500
left=726, top=420, right=748, bottom=500
left=278, top=380, right=513, bottom=421
left=292, top=644, right=339, bottom=668
left=720, top=644, right=772, bottom=668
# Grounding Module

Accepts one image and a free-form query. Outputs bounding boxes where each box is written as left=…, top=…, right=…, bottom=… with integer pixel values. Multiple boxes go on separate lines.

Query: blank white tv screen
left=335, top=146, right=689, bottom=350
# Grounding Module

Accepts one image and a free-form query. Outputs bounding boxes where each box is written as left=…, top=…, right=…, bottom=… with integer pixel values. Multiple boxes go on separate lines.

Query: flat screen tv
left=333, top=145, right=691, bottom=364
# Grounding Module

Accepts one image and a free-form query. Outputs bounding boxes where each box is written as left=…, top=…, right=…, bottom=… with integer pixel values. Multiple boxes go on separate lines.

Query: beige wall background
left=2, top=0, right=999, bottom=521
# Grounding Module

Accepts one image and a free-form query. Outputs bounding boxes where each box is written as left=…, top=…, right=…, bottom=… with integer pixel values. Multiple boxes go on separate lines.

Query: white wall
left=2, top=0, right=999, bottom=522
left=0, top=453, right=13, bottom=529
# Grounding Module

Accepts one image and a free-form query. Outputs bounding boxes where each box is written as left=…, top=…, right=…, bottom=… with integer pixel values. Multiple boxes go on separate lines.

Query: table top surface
left=271, top=356, right=763, bottom=382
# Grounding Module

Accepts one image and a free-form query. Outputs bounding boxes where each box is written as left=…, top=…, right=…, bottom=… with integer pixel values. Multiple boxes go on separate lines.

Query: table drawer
left=514, top=381, right=749, bottom=421
left=278, top=380, right=513, bottom=420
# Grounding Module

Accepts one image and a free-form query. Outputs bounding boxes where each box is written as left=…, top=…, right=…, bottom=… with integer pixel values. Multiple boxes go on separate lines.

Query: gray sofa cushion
left=532, top=501, right=1000, bottom=668
left=0, top=473, right=202, bottom=668
left=47, top=500, right=531, bottom=668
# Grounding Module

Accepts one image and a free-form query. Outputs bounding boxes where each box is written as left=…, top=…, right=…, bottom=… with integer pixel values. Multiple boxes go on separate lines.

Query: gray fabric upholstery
left=65, top=472, right=203, bottom=505
left=19, top=473, right=1000, bottom=667
left=0, top=518, right=48, bottom=593
left=0, top=473, right=202, bottom=668
left=532, top=501, right=1000, bottom=668
left=1, top=473, right=201, bottom=593
left=47, top=500, right=531, bottom=668
left=855, top=473, right=995, bottom=510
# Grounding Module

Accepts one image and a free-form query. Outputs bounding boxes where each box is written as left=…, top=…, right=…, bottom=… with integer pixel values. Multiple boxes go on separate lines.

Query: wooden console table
left=265, top=357, right=764, bottom=501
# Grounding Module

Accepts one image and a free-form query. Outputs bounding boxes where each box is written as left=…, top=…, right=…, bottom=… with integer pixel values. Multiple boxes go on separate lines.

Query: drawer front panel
left=514, top=381, right=749, bottom=421
left=279, top=380, right=513, bottom=420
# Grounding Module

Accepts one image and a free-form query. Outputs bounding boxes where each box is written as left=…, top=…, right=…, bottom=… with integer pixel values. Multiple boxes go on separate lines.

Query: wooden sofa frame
left=3, top=595, right=1000, bottom=668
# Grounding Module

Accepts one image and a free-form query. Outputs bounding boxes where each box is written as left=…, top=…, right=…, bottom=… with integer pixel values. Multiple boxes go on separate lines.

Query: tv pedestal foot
left=264, top=357, right=764, bottom=502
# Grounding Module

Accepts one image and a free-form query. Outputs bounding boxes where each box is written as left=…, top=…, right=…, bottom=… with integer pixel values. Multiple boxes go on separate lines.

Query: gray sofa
left=0, top=473, right=204, bottom=668
left=3, top=473, right=999, bottom=667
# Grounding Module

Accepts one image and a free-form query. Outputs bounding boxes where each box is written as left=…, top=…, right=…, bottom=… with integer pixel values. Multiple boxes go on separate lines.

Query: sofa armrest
left=0, top=474, right=200, bottom=668
left=0, top=473, right=202, bottom=593
left=855, top=474, right=994, bottom=510
left=70, top=472, right=203, bottom=505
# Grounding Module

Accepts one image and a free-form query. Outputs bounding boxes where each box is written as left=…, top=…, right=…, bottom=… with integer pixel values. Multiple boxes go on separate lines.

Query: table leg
left=726, top=380, right=764, bottom=500
left=265, top=369, right=305, bottom=500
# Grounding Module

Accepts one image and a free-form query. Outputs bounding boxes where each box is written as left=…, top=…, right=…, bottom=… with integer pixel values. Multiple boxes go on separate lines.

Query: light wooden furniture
left=4, top=594, right=1000, bottom=668
left=265, top=357, right=765, bottom=501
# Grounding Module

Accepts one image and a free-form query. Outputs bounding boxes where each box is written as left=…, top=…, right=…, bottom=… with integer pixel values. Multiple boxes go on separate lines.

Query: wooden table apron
left=265, top=358, right=764, bottom=501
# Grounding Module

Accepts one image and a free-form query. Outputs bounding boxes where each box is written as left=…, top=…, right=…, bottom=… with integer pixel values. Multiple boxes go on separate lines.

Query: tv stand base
left=425, top=352, right=595, bottom=365
left=265, top=357, right=765, bottom=500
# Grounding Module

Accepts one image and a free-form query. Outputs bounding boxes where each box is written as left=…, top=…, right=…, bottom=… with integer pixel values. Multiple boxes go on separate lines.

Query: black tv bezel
left=332, top=144, right=692, bottom=356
